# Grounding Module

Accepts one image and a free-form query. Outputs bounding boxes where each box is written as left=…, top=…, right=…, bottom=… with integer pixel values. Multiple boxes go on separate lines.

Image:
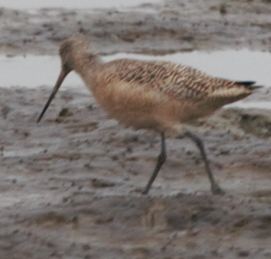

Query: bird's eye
left=88, top=54, right=95, bottom=60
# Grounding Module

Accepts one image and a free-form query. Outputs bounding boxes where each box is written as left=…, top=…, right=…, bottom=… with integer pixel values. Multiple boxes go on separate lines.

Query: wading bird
left=38, top=34, right=261, bottom=195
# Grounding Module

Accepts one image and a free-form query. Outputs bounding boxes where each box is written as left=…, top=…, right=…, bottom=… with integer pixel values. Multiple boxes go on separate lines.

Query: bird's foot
left=211, top=184, right=225, bottom=195
left=131, top=187, right=149, bottom=195
left=141, top=188, right=149, bottom=195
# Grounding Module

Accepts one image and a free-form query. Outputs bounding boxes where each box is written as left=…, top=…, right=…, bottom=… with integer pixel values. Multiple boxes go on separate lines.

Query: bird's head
left=37, top=34, right=92, bottom=122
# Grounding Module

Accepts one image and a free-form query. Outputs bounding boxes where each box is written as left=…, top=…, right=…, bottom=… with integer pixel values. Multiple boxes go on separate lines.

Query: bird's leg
left=142, top=132, right=167, bottom=194
left=185, top=131, right=225, bottom=195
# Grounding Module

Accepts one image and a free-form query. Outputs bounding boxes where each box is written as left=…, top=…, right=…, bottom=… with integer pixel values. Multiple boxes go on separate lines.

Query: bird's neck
left=71, top=51, right=103, bottom=93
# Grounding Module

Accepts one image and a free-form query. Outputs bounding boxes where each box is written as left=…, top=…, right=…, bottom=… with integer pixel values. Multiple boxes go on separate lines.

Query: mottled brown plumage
left=38, top=34, right=261, bottom=195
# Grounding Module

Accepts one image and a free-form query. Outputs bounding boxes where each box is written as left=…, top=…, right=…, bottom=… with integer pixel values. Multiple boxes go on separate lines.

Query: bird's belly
left=91, top=83, right=215, bottom=131
left=100, top=100, right=162, bottom=130
left=92, top=85, right=174, bottom=131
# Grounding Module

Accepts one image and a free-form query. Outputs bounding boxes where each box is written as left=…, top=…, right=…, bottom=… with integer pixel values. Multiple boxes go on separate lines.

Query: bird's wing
left=106, top=59, right=259, bottom=103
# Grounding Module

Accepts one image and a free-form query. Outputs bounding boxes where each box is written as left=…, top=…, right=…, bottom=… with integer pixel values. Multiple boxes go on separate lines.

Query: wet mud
left=1, top=86, right=271, bottom=259
left=1, top=0, right=271, bottom=258
left=1, top=0, right=271, bottom=56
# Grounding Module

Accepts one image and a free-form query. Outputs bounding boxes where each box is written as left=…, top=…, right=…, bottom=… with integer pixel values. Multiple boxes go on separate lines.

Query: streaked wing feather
left=109, top=59, right=253, bottom=101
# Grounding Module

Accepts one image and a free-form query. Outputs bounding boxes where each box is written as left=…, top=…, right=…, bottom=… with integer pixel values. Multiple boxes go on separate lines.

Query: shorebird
left=37, top=34, right=261, bottom=195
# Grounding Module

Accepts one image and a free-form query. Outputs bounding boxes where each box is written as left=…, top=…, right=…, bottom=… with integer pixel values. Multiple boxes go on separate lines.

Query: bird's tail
left=235, top=81, right=263, bottom=90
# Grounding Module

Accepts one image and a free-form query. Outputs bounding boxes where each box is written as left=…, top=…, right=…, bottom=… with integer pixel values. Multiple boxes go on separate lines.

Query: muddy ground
left=2, top=0, right=271, bottom=56
left=1, top=0, right=271, bottom=258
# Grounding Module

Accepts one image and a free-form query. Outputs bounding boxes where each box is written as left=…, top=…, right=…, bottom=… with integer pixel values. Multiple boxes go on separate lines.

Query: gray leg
left=185, top=131, right=225, bottom=195
left=142, top=132, right=167, bottom=194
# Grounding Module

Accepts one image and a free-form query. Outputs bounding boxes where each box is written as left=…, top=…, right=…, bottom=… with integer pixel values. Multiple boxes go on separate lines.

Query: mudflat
left=1, top=1, right=271, bottom=258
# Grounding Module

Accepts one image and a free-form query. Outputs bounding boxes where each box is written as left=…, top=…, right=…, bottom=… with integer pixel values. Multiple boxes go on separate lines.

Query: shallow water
left=1, top=50, right=271, bottom=109
left=0, top=55, right=84, bottom=90
left=225, top=101, right=271, bottom=110
left=0, top=0, right=161, bottom=10
left=2, top=147, right=45, bottom=158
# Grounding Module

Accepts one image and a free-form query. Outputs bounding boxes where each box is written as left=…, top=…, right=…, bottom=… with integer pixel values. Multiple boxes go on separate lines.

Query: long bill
left=37, top=69, right=69, bottom=123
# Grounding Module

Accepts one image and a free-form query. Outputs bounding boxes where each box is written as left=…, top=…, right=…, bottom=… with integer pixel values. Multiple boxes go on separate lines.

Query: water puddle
left=0, top=0, right=161, bottom=10
left=225, top=101, right=271, bottom=110
left=0, top=55, right=85, bottom=90
left=0, top=49, right=270, bottom=109
left=2, top=147, right=44, bottom=158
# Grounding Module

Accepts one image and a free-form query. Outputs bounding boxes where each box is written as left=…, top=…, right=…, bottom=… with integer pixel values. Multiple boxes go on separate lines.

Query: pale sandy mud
left=0, top=87, right=271, bottom=259
left=1, top=0, right=271, bottom=55
left=1, top=0, right=271, bottom=258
